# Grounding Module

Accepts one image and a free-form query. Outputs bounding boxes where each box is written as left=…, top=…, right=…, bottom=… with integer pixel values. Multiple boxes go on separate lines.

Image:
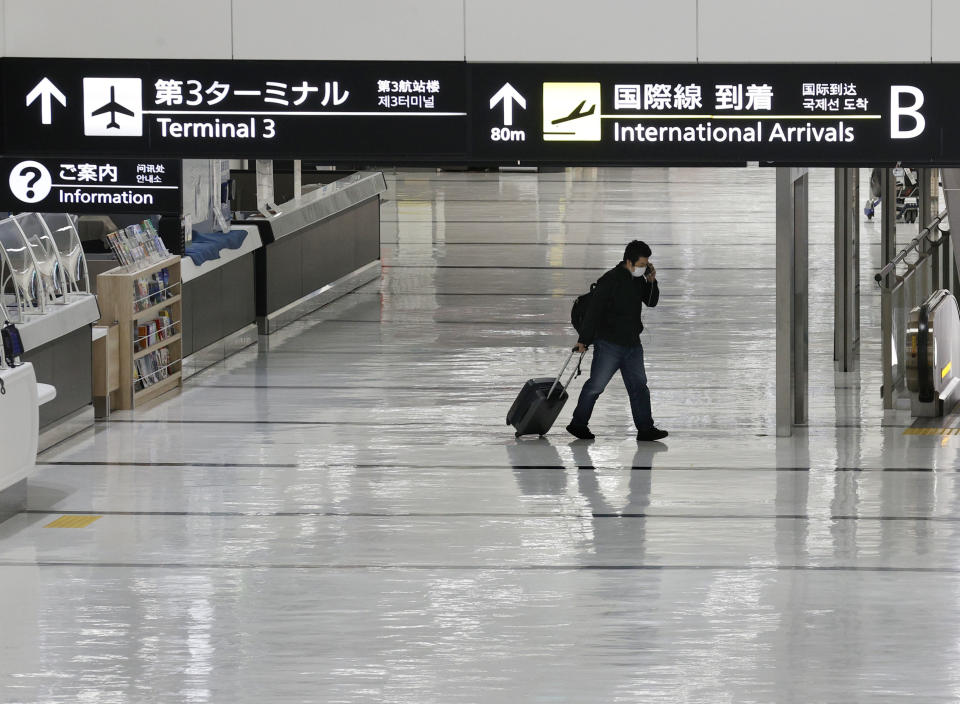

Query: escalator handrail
left=875, top=209, right=949, bottom=287
left=918, top=302, right=935, bottom=403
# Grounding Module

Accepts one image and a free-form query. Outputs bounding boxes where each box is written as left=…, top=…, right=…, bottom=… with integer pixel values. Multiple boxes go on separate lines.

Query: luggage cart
left=864, top=167, right=920, bottom=223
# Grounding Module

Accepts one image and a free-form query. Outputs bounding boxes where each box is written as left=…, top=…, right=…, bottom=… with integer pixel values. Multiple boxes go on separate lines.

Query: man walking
left=567, top=240, right=668, bottom=442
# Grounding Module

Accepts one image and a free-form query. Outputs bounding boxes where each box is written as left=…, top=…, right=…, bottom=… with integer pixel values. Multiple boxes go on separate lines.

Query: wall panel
left=232, top=0, right=464, bottom=61
left=0, top=0, right=6, bottom=58
left=698, top=0, right=932, bottom=62
left=465, top=0, right=697, bottom=62
left=0, top=0, right=946, bottom=64
left=932, top=0, right=960, bottom=62
left=3, top=0, right=232, bottom=59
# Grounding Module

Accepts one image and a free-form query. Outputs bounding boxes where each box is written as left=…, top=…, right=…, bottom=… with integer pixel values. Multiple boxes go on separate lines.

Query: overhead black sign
left=0, top=157, right=181, bottom=213
left=470, top=63, right=950, bottom=165
left=1, top=58, right=959, bottom=165
left=0, top=58, right=467, bottom=160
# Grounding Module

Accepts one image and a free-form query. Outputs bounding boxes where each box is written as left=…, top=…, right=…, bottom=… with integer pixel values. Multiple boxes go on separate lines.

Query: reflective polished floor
left=3, top=168, right=960, bottom=703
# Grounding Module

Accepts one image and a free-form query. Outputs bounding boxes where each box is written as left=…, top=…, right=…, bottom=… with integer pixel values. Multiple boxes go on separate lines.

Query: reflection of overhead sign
left=0, top=158, right=181, bottom=214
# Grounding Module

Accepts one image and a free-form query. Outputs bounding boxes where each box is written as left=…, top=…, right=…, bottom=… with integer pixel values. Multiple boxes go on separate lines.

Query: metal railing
left=875, top=208, right=953, bottom=409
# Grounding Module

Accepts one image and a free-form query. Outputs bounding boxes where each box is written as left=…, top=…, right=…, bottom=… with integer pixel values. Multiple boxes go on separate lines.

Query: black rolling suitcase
left=507, top=350, right=585, bottom=438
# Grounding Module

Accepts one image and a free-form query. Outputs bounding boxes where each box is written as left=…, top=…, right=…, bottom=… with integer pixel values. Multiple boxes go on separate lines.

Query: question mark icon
left=8, top=161, right=51, bottom=203
left=21, top=167, right=41, bottom=199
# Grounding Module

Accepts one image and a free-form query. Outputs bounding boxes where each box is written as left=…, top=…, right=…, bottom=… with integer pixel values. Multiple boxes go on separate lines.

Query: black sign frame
left=2, top=58, right=960, bottom=166
left=0, top=58, right=468, bottom=162
left=0, top=157, right=181, bottom=214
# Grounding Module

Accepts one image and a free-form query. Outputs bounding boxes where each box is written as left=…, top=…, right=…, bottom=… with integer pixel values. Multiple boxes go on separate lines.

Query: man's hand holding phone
left=645, top=263, right=657, bottom=283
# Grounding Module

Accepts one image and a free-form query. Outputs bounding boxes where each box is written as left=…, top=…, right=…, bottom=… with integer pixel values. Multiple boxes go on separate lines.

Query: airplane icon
left=542, top=82, right=601, bottom=142
left=83, top=77, right=143, bottom=137
left=90, top=86, right=135, bottom=129
left=551, top=100, right=596, bottom=125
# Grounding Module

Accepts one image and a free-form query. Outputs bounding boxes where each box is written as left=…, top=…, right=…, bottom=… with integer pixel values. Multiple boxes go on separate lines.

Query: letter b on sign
left=891, top=86, right=925, bottom=139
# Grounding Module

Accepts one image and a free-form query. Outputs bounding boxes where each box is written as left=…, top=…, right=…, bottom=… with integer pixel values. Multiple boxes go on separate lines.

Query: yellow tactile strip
left=904, top=427, right=960, bottom=436
left=44, top=515, right=103, bottom=529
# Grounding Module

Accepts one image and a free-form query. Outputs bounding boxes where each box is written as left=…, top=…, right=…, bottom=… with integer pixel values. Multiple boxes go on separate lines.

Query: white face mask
left=632, top=265, right=647, bottom=278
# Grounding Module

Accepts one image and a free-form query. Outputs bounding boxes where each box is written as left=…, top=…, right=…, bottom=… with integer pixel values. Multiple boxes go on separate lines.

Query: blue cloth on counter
left=185, top=229, right=249, bottom=266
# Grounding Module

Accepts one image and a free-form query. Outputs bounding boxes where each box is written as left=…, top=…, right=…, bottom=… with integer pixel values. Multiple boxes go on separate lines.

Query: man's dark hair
left=623, top=240, right=652, bottom=263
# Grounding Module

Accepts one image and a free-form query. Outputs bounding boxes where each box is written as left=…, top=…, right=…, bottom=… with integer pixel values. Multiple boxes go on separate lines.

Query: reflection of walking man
left=567, top=240, right=668, bottom=442
left=570, top=442, right=666, bottom=560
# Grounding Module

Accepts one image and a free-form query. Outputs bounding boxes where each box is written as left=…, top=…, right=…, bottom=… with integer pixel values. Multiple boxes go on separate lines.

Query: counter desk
left=0, top=362, right=57, bottom=522
left=237, top=171, right=386, bottom=334
left=179, top=225, right=262, bottom=377
left=18, top=294, right=100, bottom=449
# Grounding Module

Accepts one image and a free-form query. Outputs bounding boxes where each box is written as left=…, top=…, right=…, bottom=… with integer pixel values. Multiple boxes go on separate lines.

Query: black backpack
left=2, top=321, right=24, bottom=367
left=571, top=282, right=598, bottom=336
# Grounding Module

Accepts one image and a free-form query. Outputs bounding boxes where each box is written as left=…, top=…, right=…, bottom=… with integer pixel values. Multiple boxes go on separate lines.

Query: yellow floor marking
left=903, top=427, right=960, bottom=436
left=45, top=515, right=102, bottom=529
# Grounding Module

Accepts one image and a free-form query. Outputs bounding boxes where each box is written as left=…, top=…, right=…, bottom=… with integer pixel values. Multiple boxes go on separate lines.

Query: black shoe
left=637, top=428, right=668, bottom=442
left=566, top=423, right=595, bottom=440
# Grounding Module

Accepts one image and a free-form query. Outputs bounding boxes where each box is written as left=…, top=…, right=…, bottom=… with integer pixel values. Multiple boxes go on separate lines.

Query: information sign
left=0, top=157, right=181, bottom=213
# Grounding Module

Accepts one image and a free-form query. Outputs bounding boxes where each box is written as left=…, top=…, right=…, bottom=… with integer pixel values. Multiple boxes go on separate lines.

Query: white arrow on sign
left=489, top=83, right=526, bottom=126
left=25, top=77, right=68, bottom=125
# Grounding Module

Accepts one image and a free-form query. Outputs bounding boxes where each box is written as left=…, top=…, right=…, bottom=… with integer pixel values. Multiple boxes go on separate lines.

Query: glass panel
left=14, top=213, right=64, bottom=303
left=41, top=213, right=88, bottom=293
left=0, top=216, right=41, bottom=316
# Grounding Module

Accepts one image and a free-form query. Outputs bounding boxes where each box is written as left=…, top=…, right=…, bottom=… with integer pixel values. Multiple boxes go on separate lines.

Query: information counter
left=19, top=294, right=100, bottom=446
left=0, top=363, right=56, bottom=523
left=179, top=225, right=262, bottom=377
left=237, top=171, right=386, bottom=334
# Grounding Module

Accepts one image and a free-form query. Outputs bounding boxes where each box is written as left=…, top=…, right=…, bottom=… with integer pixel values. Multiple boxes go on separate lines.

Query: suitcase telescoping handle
left=547, top=349, right=586, bottom=400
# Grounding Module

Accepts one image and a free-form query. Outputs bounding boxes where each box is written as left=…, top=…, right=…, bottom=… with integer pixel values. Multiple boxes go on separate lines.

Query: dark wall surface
left=255, top=197, right=380, bottom=317
left=182, top=253, right=256, bottom=357
left=22, top=325, right=93, bottom=428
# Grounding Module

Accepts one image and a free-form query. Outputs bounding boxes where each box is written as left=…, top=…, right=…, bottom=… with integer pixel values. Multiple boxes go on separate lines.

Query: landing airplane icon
left=542, top=82, right=601, bottom=141
left=90, top=87, right=135, bottom=129
left=551, top=100, right=596, bottom=125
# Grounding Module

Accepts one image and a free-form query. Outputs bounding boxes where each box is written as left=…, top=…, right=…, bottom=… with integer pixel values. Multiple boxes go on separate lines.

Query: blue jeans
left=571, top=339, right=654, bottom=431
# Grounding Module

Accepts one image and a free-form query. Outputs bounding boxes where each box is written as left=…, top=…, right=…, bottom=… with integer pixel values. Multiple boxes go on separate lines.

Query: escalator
left=903, top=170, right=960, bottom=417
left=906, top=289, right=960, bottom=416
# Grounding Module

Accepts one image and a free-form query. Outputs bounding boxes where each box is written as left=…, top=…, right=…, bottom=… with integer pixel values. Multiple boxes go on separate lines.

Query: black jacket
left=577, top=264, right=659, bottom=347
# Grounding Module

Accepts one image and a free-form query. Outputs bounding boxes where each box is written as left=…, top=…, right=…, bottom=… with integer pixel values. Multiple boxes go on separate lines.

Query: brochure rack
left=96, top=255, right=182, bottom=409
